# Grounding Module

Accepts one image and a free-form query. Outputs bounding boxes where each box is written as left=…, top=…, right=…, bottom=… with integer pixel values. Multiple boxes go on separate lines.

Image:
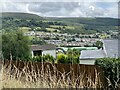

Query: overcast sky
left=0, top=0, right=119, bottom=18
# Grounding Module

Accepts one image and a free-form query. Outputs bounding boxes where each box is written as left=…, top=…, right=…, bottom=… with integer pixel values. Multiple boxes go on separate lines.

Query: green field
left=50, top=25, right=75, bottom=30
left=46, top=28, right=58, bottom=32
left=19, top=27, right=31, bottom=33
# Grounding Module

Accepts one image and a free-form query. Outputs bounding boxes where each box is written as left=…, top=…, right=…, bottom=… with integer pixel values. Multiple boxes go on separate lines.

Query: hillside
left=1, top=12, right=119, bottom=34
left=50, top=17, right=118, bottom=26
left=48, top=17, right=118, bottom=33
left=1, top=12, right=43, bottom=20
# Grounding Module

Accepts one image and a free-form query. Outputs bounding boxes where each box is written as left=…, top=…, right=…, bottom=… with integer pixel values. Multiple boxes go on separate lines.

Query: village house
left=24, top=31, right=35, bottom=36
left=80, top=39, right=118, bottom=65
left=31, top=44, right=56, bottom=58
left=80, top=50, right=106, bottom=65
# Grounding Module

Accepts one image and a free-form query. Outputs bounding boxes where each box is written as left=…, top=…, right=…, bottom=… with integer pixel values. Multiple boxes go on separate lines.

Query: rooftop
left=103, top=39, right=118, bottom=58
left=80, top=50, right=106, bottom=60
left=31, top=44, right=56, bottom=51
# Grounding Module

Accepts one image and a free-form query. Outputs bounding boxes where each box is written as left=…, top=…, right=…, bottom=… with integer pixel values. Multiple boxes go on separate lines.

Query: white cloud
left=0, top=1, right=118, bottom=18
left=0, top=0, right=119, bottom=2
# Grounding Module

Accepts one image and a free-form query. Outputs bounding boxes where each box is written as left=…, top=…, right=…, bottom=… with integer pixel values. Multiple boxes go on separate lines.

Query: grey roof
left=103, top=39, right=118, bottom=58
left=80, top=50, right=106, bottom=60
left=31, top=44, right=56, bottom=51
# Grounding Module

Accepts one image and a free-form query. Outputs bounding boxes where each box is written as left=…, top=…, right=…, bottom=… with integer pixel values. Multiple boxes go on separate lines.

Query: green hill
left=1, top=12, right=119, bottom=34
left=50, top=17, right=118, bottom=26
left=1, top=12, right=49, bottom=31
left=1, top=12, right=43, bottom=20
left=48, top=17, right=118, bottom=33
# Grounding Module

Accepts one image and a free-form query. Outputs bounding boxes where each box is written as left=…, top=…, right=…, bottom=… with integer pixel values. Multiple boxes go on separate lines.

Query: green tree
left=2, top=30, right=31, bottom=60
left=95, top=41, right=103, bottom=49
left=66, top=49, right=80, bottom=64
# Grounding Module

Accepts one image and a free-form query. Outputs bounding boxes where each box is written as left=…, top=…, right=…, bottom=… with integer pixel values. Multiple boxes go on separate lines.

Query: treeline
left=2, top=17, right=67, bottom=31
left=2, top=18, right=49, bottom=29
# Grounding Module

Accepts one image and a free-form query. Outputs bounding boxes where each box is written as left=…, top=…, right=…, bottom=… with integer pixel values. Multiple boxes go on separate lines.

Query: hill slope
left=49, top=17, right=118, bottom=26
left=1, top=12, right=119, bottom=34
left=1, top=12, right=43, bottom=20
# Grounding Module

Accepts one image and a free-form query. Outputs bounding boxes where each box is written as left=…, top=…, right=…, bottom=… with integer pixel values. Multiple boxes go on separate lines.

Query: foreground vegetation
left=95, top=58, right=120, bottom=88
left=1, top=62, right=103, bottom=88
left=2, top=30, right=31, bottom=60
left=0, top=59, right=119, bottom=89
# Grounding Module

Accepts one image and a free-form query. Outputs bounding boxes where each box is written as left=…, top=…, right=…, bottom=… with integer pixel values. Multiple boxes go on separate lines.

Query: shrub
left=42, top=54, right=55, bottom=63
left=32, top=55, right=54, bottom=63
left=95, top=58, right=120, bottom=88
left=66, top=49, right=80, bottom=64
left=73, top=55, right=80, bottom=64
left=57, top=54, right=67, bottom=63
left=32, top=56, right=42, bottom=62
left=66, top=55, right=79, bottom=64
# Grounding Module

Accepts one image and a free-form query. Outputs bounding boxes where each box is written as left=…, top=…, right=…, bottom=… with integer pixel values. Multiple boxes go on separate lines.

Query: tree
left=2, top=30, right=31, bottom=60
left=66, top=49, right=80, bottom=64
left=95, top=41, right=103, bottom=49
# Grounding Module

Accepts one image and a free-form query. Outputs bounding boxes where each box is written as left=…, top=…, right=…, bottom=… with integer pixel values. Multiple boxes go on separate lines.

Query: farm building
left=80, top=39, right=118, bottom=65
left=31, top=44, right=56, bottom=58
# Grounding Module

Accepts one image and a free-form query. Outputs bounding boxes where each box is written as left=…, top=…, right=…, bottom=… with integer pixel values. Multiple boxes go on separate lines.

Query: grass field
left=29, top=36, right=35, bottom=40
left=46, top=28, right=58, bottom=32
left=50, top=25, right=75, bottom=30
left=19, top=27, right=31, bottom=33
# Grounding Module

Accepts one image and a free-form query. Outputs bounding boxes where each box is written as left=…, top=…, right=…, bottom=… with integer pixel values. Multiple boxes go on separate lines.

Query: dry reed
left=1, top=61, right=104, bottom=89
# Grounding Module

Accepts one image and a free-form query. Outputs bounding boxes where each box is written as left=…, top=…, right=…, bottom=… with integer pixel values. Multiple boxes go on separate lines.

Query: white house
left=80, top=50, right=106, bottom=65
left=80, top=39, right=118, bottom=65
left=31, top=44, right=56, bottom=58
left=24, top=31, right=35, bottom=36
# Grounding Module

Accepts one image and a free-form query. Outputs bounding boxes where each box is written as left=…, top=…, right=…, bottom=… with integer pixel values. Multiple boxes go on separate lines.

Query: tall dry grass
left=0, top=66, right=3, bottom=89
left=1, top=62, right=104, bottom=89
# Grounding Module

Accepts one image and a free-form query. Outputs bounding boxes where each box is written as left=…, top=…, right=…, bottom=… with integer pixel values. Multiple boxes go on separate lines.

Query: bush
left=57, top=54, right=67, bottom=63
left=73, top=55, right=80, bottom=64
left=32, top=56, right=42, bottom=62
left=66, top=49, right=80, bottom=64
left=32, top=54, right=55, bottom=63
left=95, top=58, right=120, bottom=88
left=56, top=52, right=80, bottom=64
left=42, top=54, right=55, bottom=63
left=66, top=55, right=79, bottom=64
